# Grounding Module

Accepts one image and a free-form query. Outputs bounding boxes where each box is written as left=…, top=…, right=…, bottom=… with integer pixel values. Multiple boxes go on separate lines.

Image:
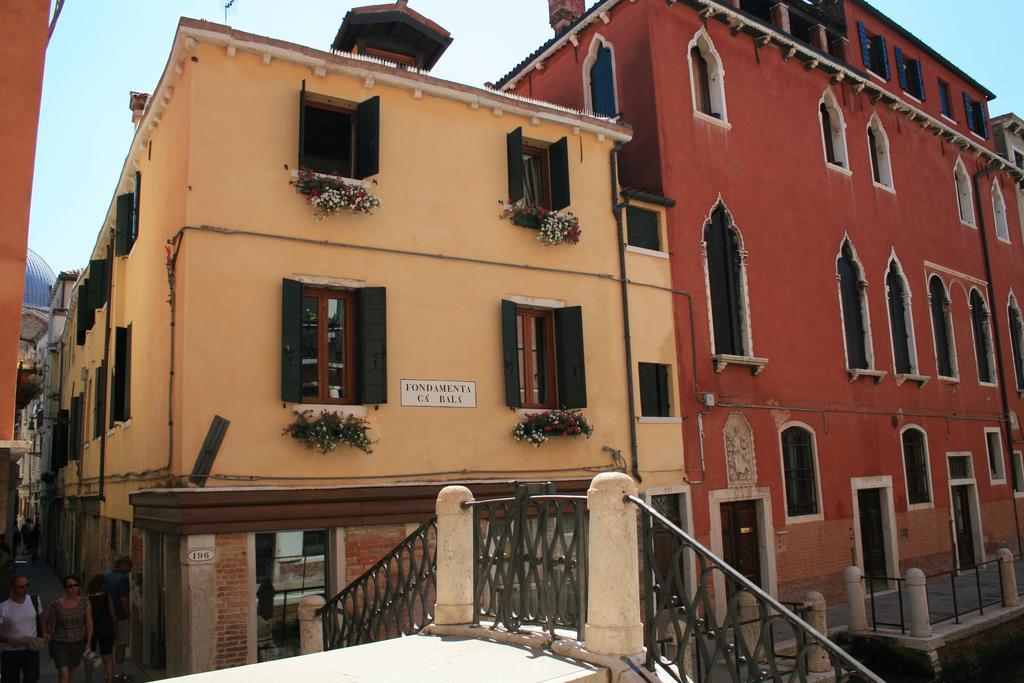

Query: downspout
left=971, top=164, right=1023, bottom=555
left=610, top=143, right=642, bottom=482
left=98, top=236, right=115, bottom=501
left=166, top=232, right=184, bottom=475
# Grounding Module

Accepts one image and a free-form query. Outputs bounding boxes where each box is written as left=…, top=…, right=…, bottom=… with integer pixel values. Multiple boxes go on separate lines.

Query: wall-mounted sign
left=401, top=379, right=477, bottom=408
left=187, top=548, right=215, bottom=563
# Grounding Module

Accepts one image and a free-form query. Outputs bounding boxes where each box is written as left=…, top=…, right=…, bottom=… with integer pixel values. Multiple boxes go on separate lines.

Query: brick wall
left=776, top=519, right=853, bottom=604
left=344, top=525, right=407, bottom=584
left=213, top=533, right=250, bottom=669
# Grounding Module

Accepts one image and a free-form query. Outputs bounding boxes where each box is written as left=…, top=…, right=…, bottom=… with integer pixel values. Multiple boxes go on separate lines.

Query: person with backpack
left=83, top=574, right=115, bottom=683
left=0, top=575, right=46, bottom=682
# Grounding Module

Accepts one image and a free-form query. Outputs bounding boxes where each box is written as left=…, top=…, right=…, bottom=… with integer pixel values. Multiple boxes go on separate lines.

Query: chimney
left=129, top=91, right=151, bottom=128
left=549, top=0, right=584, bottom=35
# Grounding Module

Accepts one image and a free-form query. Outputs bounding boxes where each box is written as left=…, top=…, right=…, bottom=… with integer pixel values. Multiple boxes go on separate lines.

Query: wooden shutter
left=974, top=102, right=988, bottom=138
left=501, top=300, right=521, bottom=408
left=507, top=128, right=524, bottom=203
left=54, top=409, right=69, bottom=470
left=298, top=80, right=307, bottom=168
left=281, top=279, right=303, bottom=403
left=94, top=363, right=106, bottom=439
left=963, top=92, right=976, bottom=133
left=554, top=306, right=587, bottom=408
left=69, top=396, right=80, bottom=461
left=358, top=287, right=387, bottom=404
left=549, top=137, right=571, bottom=211
left=115, top=193, right=135, bottom=256
left=878, top=36, right=890, bottom=79
left=886, top=268, right=912, bottom=374
left=111, top=326, right=130, bottom=424
left=356, top=96, right=381, bottom=179
left=838, top=250, right=868, bottom=370
left=894, top=48, right=908, bottom=91
left=89, top=259, right=109, bottom=309
left=914, top=61, right=926, bottom=100
left=132, top=171, right=141, bottom=247
left=123, top=324, right=132, bottom=421
left=857, top=22, right=871, bottom=70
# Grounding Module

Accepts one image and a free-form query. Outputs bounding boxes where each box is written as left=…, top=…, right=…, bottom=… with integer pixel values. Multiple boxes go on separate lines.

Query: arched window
left=969, top=289, right=994, bottom=384
left=687, top=29, right=727, bottom=122
left=837, top=240, right=870, bottom=370
left=929, top=276, right=956, bottom=378
left=867, top=115, right=893, bottom=189
left=584, top=39, right=617, bottom=117
left=819, top=90, right=848, bottom=169
left=886, top=259, right=914, bottom=374
left=781, top=426, right=819, bottom=517
left=703, top=203, right=748, bottom=356
left=901, top=427, right=931, bottom=505
left=954, top=158, right=975, bottom=225
left=992, top=182, right=1009, bottom=242
left=1009, top=294, right=1024, bottom=390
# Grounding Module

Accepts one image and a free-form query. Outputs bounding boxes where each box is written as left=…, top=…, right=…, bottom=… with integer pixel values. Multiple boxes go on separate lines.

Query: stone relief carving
left=724, top=412, right=756, bottom=487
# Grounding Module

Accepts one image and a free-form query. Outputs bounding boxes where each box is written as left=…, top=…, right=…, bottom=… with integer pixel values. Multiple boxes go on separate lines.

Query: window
left=506, top=128, right=570, bottom=211
left=867, top=115, right=893, bottom=189
left=929, top=276, right=956, bottom=378
left=819, top=90, right=848, bottom=169
left=501, top=301, right=586, bottom=409
left=281, top=280, right=387, bottom=405
left=948, top=454, right=972, bottom=479
left=886, top=259, right=915, bottom=374
left=627, top=206, right=661, bottom=251
left=1013, top=451, right=1024, bottom=494
left=298, top=84, right=380, bottom=179
left=68, top=394, right=82, bottom=461
left=584, top=39, right=617, bottom=117
left=837, top=240, right=871, bottom=370
left=894, top=48, right=925, bottom=100
left=992, top=181, right=1009, bottom=242
left=985, top=429, right=1006, bottom=482
left=687, top=29, right=727, bottom=122
left=93, top=362, right=106, bottom=439
left=901, top=427, right=931, bottom=505
left=255, top=529, right=327, bottom=662
left=938, top=80, right=953, bottom=119
left=781, top=426, right=819, bottom=517
left=703, top=203, right=749, bottom=357
left=969, top=289, right=994, bottom=384
left=1009, top=295, right=1024, bottom=390
left=963, top=92, right=988, bottom=138
left=110, top=325, right=132, bottom=425
left=639, top=363, right=671, bottom=417
left=856, top=21, right=890, bottom=79
left=115, top=172, right=140, bottom=256
left=954, top=158, right=975, bottom=225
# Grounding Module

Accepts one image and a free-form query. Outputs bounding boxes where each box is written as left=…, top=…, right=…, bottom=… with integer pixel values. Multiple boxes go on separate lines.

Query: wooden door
left=952, top=485, right=976, bottom=567
left=858, top=488, right=888, bottom=580
left=721, top=500, right=762, bottom=587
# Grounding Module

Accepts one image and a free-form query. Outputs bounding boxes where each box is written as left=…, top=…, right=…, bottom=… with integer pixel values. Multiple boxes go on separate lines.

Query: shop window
left=901, top=427, right=931, bottom=505
left=963, top=92, right=989, bottom=138
left=819, top=90, right=849, bottom=169
left=985, top=429, right=1006, bottom=482
left=969, top=289, right=994, bottom=384
left=687, top=29, right=727, bottom=122
left=781, top=426, right=819, bottom=517
left=584, top=39, right=617, bottom=117
left=627, top=206, right=661, bottom=251
left=299, top=83, right=380, bottom=179
left=703, top=203, right=750, bottom=357
left=886, top=259, right=915, bottom=374
left=894, top=48, right=925, bottom=100
left=837, top=240, right=871, bottom=370
left=501, top=301, right=586, bottom=409
left=992, top=182, right=1009, bottom=242
left=867, top=115, right=893, bottom=189
left=856, top=21, right=890, bottom=79
left=954, top=158, right=975, bottom=225
left=929, top=276, right=956, bottom=379
left=506, top=128, right=570, bottom=211
left=281, top=280, right=387, bottom=405
left=639, top=363, right=671, bottom=417
left=255, top=529, right=328, bottom=662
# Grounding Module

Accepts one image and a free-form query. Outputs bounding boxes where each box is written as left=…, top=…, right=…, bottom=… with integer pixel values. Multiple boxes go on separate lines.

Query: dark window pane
left=300, top=296, right=319, bottom=398
left=929, top=277, right=953, bottom=377
left=691, top=46, right=712, bottom=116
left=627, top=206, right=661, bottom=251
left=326, top=298, right=346, bottom=399
left=1010, top=306, right=1024, bottom=388
left=533, top=316, right=548, bottom=405
left=782, top=427, right=818, bottom=516
left=821, top=104, right=836, bottom=164
left=838, top=244, right=868, bottom=369
left=639, top=362, right=670, bottom=417
left=970, top=291, right=992, bottom=383
left=705, top=206, right=745, bottom=356
left=523, top=151, right=545, bottom=208
left=887, top=264, right=912, bottom=374
left=302, top=105, right=353, bottom=176
left=902, top=429, right=930, bottom=504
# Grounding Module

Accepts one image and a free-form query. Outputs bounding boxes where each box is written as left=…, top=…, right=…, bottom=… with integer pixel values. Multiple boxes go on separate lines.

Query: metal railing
left=467, top=483, right=588, bottom=639
left=629, top=496, right=881, bottom=683
left=319, top=516, right=437, bottom=649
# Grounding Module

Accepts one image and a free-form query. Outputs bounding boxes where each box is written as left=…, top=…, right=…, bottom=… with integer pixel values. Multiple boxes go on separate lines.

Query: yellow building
left=54, top=4, right=683, bottom=675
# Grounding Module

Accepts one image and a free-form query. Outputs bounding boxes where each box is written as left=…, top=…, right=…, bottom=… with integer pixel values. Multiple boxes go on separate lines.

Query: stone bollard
left=843, top=565, right=868, bottom=633
left=997, top=548, right=1020, bottom=608
left=804, top=591, right=829, bottom=673
left=905, top=568, right=932, bottom=638
left=584, top=472, right=644, bottom=659
left=736, top=590, right=760, bottom=663
left=434, top=485, right=475, bottom=625
left=298, top=594, right=326, bottom=655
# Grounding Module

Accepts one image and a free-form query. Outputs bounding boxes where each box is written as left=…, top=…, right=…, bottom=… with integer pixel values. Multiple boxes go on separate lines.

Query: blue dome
left=23, top=249, right=56, bottom=311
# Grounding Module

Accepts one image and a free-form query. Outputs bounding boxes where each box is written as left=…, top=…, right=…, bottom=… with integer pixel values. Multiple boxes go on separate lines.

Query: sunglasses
left=65, top=583, right=80, bottom=589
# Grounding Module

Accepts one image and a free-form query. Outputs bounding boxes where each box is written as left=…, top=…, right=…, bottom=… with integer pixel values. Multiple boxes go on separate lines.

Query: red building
left=499, top=0, right=1024, bottom=600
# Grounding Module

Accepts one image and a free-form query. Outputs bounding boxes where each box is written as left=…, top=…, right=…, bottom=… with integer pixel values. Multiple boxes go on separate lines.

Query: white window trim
left=818, top=88, right=850, bottom=172
left=954, top=157, right=976, bottom=227
left=940, top=112, right=957, bottom=125
left=968, top=287, right=997, bottom=388
left=899, top=424, right=934, bottom=511
left=507, top=295, right=567, bottom=309
left=700, top=198, right=755, bottom=360
left=926, top=273, right=959, bottom=381
left=884, top=253, right=919, bottom=376
left=992, top=181, right=1010, bottom=243
left=850, top=476, right=900, bottom=585
left=945, top=452, right=986, bottom=567
left=983, top=426, right=1007, bottom=485
left=581, top=34, right=619, bottom=117
left=777, top=422, right=825, bottom=524
left=835, top=236, right=877, bottom=375
left=686, top=27, right=728, bottom=124
left=866, top=113, right=895, bottom=191
left=626, top=245, right=669, bottom=260
left=638, top=416, right=683, bottom=424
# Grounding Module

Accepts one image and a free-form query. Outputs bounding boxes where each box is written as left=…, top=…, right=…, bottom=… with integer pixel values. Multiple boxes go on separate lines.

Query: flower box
left=512, top=409, right=594, bottom=448
left=501, top=200, right=581, bottom=246
left=512, top=213, right=541, bottom=229
left=291, top=168, right=381, bottom=220
left=283, top=410, right=374, bottom=454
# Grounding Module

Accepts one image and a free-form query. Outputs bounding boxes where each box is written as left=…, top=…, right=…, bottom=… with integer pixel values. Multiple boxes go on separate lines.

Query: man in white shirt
left=0, top=576, right=44, bottom=683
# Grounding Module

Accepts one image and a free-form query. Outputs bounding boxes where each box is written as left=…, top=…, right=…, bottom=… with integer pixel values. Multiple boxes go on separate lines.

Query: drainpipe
left=971, top=164, right=1023, bottom=555
left=98, top=235, right=115, bottom=501
left=610, top=143, right=642, bottom=483
left=166, top=232, right=184, bottom=475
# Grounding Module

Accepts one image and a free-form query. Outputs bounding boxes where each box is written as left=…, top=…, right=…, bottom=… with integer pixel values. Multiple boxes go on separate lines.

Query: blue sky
left=28, top=1, right=1023, bottom=273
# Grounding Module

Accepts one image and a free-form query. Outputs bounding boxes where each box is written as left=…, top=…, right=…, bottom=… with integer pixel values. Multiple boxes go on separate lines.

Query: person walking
left=0, top=575, right=45, bottom=683
left=84, top=574, right=115, bottom=683
left=25, top=525, right=39, bottom=564
left=45, top=574, right=92, bottom=683
left=104, top=557, right=131, bottom=682
left=0, top=550, right=15, bottom=604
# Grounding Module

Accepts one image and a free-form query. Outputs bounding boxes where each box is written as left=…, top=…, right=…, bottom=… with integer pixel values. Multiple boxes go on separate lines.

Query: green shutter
left=501, top=300, right=521, bottom=407
left=124, top=324, right=132, bottom=421
left=358, top=287, right=387, bottom=404
left=69, top=396, right=80, bottom=461
left=549, top=137, right=571, bottom=211
left=356, top=96, right=381, bottom=179
left=112, top=326, right=130, bottom=424
left=89, top=259, right=109, bottom=309
left=132, top=171, right=141, bottom=248
left=554, top=306, right=587, bottom=408
left=94, top=362, right=106, bottom=439
left=281, top=279, right=303, bottom=403
left=53, top=409, right=69, bottom=470
left=298, top=80, right=307, bottom=169
left=507, top=128, right=524, bottom=203
left=76, top=285, right=88, bottom=345
left=115, top=192, right=135, bottom=256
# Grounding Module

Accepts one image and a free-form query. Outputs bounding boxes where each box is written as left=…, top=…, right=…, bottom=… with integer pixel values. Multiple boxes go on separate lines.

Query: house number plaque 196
left=400, top=379, right=477, bottom=408
left=187, top=549, right=215, bottom=563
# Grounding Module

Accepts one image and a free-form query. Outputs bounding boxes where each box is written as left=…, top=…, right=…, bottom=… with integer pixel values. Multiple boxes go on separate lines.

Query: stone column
left=584, top=472, right=644, bottom=659
left=177, top=534, right=217, bottom=675
left=298, top=595, right=327, bottom=655
left=843, top=565, right=868, bottom=633
left=906, top=568, right=932, bottom=638
left=736, top=590, right=760, bottom=663
left=769, top=3, right=791, bottom=33
left=804, top=591, right=829, bottom=673
left=997, top=548, right=1020, bottom=608
left=434, top=485, right=474, bottom=625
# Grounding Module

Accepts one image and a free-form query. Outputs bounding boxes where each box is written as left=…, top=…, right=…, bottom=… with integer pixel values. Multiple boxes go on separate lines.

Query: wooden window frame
left=302, top=287, right=358, bottom=405
left=522, top=145, right=552, bottom=210
left=691, top=45, right=713, bottom=117
left=517, top=307, right=557, bottom=409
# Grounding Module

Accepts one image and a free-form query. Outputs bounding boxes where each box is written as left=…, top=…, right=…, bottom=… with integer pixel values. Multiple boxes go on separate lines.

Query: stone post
left=997, top=548, right=1020, bottom=608
left=434, top=485, right=474, bottom=625
left=736, top=590, right=760, bottom=663
left=844, top=565, right=868, bottom=633
left=298, top=595, right=326, bottom=655
left=906, top=568, right=932, bottom=638
left=769, top=3, right=791, bottom=33
left=584, top=472, right=644, bottom=659
left=804, top=591, right=829, bottom=673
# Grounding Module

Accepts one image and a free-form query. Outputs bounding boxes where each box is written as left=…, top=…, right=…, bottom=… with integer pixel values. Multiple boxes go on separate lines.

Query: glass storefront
left=255, top=529, right=327, bottom=661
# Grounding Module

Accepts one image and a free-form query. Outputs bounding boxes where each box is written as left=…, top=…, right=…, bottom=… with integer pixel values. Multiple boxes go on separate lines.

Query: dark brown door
left=721, top=501, right=762, bottom=587
left=952, top=485, right=976, bottom=567
left=858, top=488, right=888, bottom=580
